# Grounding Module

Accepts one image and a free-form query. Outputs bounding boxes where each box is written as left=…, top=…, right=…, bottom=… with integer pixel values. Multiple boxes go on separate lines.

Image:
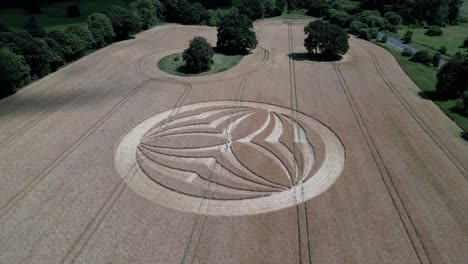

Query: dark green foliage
left=0, top=31, right=50, bottom=77
left=154, top=0, right=165, bottom=20
left=306, top=0, right=330, bottom=17
left=276, top=0, right=287, bottom=12
left=0, top=21, right=11, bottom=33
left=402, top=30, right=413, bottom=44
left=410, top=50, right=432, bottom=65
left=42, top=37, right=65, bottom=70
left=0, top=48, right=30, bottom=97
left=436, top=53, right=468, bottom=97
left=356, top=10, right=385, bottom=28
left=432, top=52, right=442, bottom=67
left=448, top=0, right=463, bottom=24
left=401, top=48, right=413, bottom=57
left=329, top=10, right=353, bottom=28
left=207, top=9, right=221, bottom=26
left=88, top=13, right=115, bottom=48
left=216, top=8, right=258, bottom=55
left=264, top=0, right=281, bottom=18
left=67, top=4, right=81, bottom=18
left=304, top=20, right=350, bottom=58
left=462, top=91, right=468, bottom=115
left=130, top=0, right=157, bottom=29
left=384, top=23, right=397, bottom=33
left=439, top=46, right=447, bottom=55
left=383, top=11, right=403, bottom=25
left=463, top=37, right=468, bottom=48
left=103, top=5, right=141, bottom=40
left=24, top=16, right=45, bottom=38
left=358, top=28, right=371, bottom=40
left=349, top=20, right=368, bottom=35
left=65, top=25, right=94, bottom=50
left=163, top=0, right=209, bottom=25
left=369, top=27, right=378, bottom=39
left=233, top=0, right=264, bottom=20
left=182, top=36, right=214, bottom=73
left=47, top=29, right=86, bottom=61
left=425, top=26, right=443, bottom=36
left=380, top=35, right=388, bottom=43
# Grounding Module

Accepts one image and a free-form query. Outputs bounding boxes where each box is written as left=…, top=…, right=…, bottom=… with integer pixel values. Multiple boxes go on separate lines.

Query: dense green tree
left=276, top=0, right=287, bottom=12
left=410, top=50, right=432, bottom=65
left=207, top=9, right=222, bottom=26
left=87, top=13, right=115, bottom=48
left=462, top=91, right=468, bottom=115
left=264, top=0, right=281, bottom=18
left=24, top=16, right=45, bottom=38
left=42, top=37, right=65, bottom=70
left=402, top=30, right=413, bottom=44
left=153, top=0, right=165, bottom=20
left=0, top=48, right=30, bottom=97
left=436, top=53, right=468, bottom=97
left=432, top=52, right=442, bottom=67
left=425, top=26, right=443, bottom=36
left=130, top=0, right=158, bottom=29
left=163, top=0, right=209, bottom=24
left=447, top=0, right=463, bottom=24
left=47, top=29, right=87, bottom=61
left=182, top=36, right=214, bottom=73
left=356, top=10, right=385, bottom=28
left=401, top=48, right=413, bottom=57
left=65, top=25, right=95, bottom=50
left=304, top=20, right=349, bottom=58
left=103, top=5, right=141, bottom=40
left=67, top=4, right=81, bottom=17
left=329, top=10, right=353, bottom=28
left=216, top=8, right=258, bottom=55
left=463, top=37, right=468, bottom=48
left=383, top=11, right=403, bottom=25
left=233, top=0, right=265, bottom=20
left=0, top=31, right=50, bottom=77
left=349, top=20, right=368, bottom=35
left=306, top=0, right=330, bottom=17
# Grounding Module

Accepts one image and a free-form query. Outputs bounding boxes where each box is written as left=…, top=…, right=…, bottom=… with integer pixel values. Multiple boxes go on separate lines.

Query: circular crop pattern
left=116, top=101, right=345, bottom=216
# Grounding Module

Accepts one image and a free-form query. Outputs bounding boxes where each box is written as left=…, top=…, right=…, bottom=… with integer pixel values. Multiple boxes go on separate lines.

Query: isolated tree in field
left=103, top=5, right=141, bottom=40
left=402, top=30, right=413, bottom=44
left=304, top=20, right=350, bottom=58
left=87, top=13, right=115, bottom=48
left=217, top=8, right=258, bottom=55
left=130, top=0, right=158, bottom=29
left=183, top=36, right=214, bottom=73
left=67, top=4, right=81, bottom=18
left=65, top=25, right=95, bottom=50
left=24, top=16, right=45, bottom=38
left=0, top=48, right=30, bottom=97
left=410, top=50, right=432, bottom=65
left=436, top=53, right=468, bottom=97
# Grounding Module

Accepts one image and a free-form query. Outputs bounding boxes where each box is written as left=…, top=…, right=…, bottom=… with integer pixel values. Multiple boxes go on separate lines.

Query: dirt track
left=0, top=20, right=467, bottom=264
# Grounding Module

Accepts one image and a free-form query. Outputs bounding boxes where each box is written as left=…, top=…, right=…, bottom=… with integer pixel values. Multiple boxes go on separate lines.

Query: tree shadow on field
left=288, top=52, right=342, bottom=62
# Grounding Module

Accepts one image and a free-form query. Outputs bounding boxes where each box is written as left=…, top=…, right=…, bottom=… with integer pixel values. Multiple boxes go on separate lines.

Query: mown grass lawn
left=385, top=24, right=468, bottom=60
left=0, top=0, right=130, bottom=30
left=379, top=42, right=468, bottom=133
left=158, top=52, right=244, bottom=77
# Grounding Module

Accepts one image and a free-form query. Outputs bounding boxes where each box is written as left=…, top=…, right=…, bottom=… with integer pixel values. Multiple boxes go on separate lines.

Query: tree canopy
left=436, top=53, right=468, bottom=98
left=304, top=20, right=350, bottom=58
left=103, top=5, right=141, bottom=40
left=183, top=36, right=214, bottom=73
left=130, top=0, right=158, bottom=29
left=88, top=13, right=115, bottom=48
left=24, top=16, right=46, bottom=38
left=0, top=48, right=30, bottom=96
left=216, top=8, right=258, bottom=55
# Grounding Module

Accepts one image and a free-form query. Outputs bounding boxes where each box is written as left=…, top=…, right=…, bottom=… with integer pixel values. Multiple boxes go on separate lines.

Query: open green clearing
left=385, top=24, right=468, bottom=60
left=378, top=42, right=468, bottom=133
left=158, top=52, right=244, bottom=77
left=0, top=0, right=129, bottom=30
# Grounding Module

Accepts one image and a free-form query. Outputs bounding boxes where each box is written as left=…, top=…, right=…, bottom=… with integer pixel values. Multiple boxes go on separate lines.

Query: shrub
left=402, top=30, right=413, bottom=44
left=24, top=16, right=45, bottom=38
left=379, top=35, right=388, bottom=43
left=103, top=5, right=141, bottom=40
left=384, top=23, right=397, bottom=33
left=183, top=36, right=214, bottom=73
left=305, top=20, right=350, bottom=58
left=369, top=28, right=379, bottom=39
left=67, top=4, right=81, bottom=18
left=410, top=50, right=432, bottom=65
left=401, top=48, right=413, bottom=57
left=349, top=20, right=367, bottom=35
left=432, top=52, right=442, bottom=67
left=0, top=48, right=30, bottom=97
left=463, top=37, right=468, bottom=48
left=217, top=8, right=257, bottom=55
left=358, top=28, right=371, bottom=40
left=88, top=13, right=115, bottom=48
left=356, top=10, right=385, bottom=28
left=439, top=46, right=447, bottom=55
left=384, top=12, right=403, bottom=25
left=425, top=26, right=443, bottom=36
